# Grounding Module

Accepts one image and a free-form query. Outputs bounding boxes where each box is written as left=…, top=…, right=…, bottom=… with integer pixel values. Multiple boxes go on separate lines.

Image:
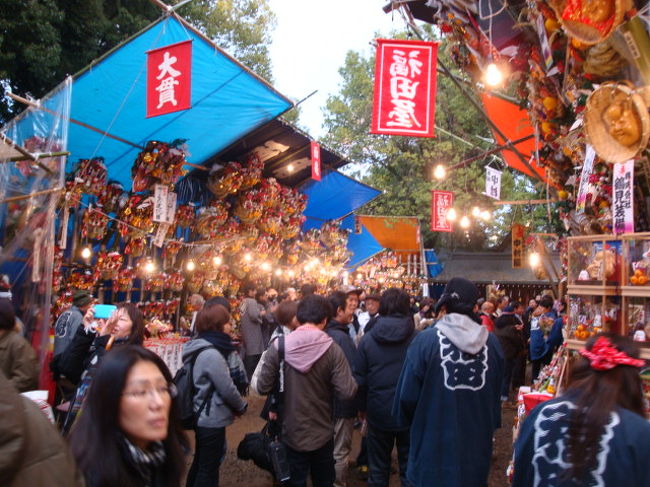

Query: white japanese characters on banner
left=612, top=160, right=634, bottom=234
left=147, top=41, right=192, bottom=118
left=371, top=39, right=438, bottom=137
left=431, top=190, right=453, bottom=232
left=485, top=167, right=502, bottom=200
left=153, top=184, right=169, bottom=223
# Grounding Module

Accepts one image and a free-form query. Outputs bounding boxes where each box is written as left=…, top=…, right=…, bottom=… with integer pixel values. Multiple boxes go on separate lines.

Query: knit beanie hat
left=434, top=277, right=480, bottom=315
left=72, top=289, right=93, bottom=308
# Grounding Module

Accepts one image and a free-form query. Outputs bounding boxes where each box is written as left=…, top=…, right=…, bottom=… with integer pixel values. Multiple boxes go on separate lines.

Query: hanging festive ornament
left=75, top=158, right=108, bottom=196
left=207, top=162, right=244, bottom=198
left=81, top=206, right=109, bottom=240
left=114, top=267, right=135, bottom=293
left=96, top=251, right=123, bottom=280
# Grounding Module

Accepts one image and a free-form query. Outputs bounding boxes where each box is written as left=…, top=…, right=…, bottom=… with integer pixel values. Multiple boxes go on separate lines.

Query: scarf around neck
left=198, top=330, right=236, bottom=358
left=119, top=434, right=166, bottom=486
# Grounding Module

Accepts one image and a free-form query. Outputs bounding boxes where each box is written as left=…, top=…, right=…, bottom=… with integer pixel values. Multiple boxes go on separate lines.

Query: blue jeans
left=285, top=439, right=335, bottom=487
left=367, top=426, right=410, bottom=487
left=187, top=426, right=226, bottom=487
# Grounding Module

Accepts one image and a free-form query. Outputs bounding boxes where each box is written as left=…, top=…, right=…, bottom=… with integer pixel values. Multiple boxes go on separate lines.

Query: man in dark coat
left=394, top=277, right=504, bottom=487
left=354, top=288, right=416, bottom=487
left=494, top=304, right=526, bottom=401
left=326, top=291, right=358, bottom=487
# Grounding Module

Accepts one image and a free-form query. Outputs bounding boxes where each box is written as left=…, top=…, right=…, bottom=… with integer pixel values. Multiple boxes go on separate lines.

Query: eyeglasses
left=122, top=383, right=177, bottom=400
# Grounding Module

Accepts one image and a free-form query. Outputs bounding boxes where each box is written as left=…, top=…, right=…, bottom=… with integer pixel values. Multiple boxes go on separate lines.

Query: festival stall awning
left=301, top=171, right=382, bottom=227
left=47, top=14, right=292, bottom=187
left=341, top=215, right=384, bottom=269
left=357, top=215, right=421, bottom=258
left=480, top=93, right=548, bottom=182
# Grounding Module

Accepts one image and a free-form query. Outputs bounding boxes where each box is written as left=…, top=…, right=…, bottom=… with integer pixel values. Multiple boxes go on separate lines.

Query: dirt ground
left=208, top=394, right=515, bottom=487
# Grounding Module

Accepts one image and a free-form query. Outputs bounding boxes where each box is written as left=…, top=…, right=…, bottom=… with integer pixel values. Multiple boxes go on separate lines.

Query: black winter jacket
left=54, top=325, right=115, bottom=384
left=494, top=313, right=526, bottom=361
left=325, top=319, right=359, bottom=419
left=354, top=314, right=416, bottom=431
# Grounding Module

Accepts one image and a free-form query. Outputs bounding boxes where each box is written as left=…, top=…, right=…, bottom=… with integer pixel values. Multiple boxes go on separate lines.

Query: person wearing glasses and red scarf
left=513, top=333, right=650, bottom=486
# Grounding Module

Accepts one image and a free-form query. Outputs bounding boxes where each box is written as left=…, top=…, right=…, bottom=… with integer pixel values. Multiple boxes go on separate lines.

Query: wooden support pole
left=0, top=187, right=63, bottom=204
left=448, top=134, right=536, bottom=171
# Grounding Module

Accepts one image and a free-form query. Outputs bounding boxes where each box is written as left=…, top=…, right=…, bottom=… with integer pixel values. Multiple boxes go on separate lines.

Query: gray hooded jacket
left=182, top=338, right=247, bottom=428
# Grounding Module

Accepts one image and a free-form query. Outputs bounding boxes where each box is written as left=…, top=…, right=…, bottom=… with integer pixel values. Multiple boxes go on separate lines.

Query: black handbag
left=237, top=336, right=290, bottom=483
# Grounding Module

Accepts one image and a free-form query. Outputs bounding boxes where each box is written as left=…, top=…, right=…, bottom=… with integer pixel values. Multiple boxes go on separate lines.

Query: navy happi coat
left=513, top=395, right=650, bottom=487
left=393, top=313, right=504, bottom=487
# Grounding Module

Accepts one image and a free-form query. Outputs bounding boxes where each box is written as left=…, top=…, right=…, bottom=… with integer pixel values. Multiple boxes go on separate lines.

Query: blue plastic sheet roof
left=301, top=171, right=381, bottom=222
left=341, top=215, right=384, bottom=269
left=62, top=15, right=292, bottom=187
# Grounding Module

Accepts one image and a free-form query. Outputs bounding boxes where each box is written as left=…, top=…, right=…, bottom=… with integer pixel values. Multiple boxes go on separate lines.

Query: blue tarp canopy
left=341, top=215, right=384, bottom=269
left=425, top=249, right=443, bottom=277
left=301, top=170, right=381, bottom=227
left=58, top=14, right=292, bottom=187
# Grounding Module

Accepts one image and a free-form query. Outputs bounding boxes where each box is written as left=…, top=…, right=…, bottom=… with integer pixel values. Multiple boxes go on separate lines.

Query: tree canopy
left=0, top=0, right=277, bottom=121
left=322, top=32, right=560, bottom=250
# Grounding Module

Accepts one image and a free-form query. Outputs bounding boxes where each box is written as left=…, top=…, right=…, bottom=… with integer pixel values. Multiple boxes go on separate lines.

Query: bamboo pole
left=0, top=187, right=63, bottom=204
left=0, top=133, right=57, bottom=174
left=493, top=199, right=553, bottom=205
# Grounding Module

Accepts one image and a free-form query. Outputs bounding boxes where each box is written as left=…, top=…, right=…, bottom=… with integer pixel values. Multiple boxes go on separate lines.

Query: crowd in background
left=1, top=276, right=650, bottom=487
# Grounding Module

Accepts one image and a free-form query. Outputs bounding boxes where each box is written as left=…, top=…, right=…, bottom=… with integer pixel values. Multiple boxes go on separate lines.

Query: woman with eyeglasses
left=68, top=345, right=188, bottom=487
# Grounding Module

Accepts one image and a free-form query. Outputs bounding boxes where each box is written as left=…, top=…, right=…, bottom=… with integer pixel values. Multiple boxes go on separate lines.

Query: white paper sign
left=153, top=223, right=169, bottom=248
left=485, top=167, right=502, bottom=200
left=153, top=184, right=169, bottom=223
left=612, top=160, right=635, bottom=234
left=165, top=192, right=177, bottom=225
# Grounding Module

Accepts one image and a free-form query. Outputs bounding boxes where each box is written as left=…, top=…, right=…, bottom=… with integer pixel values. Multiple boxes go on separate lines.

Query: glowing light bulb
left=244, top=253, right=252, bottom=262
left=529, top=252, right=541, bottom=268
left=80, top=247, right=92, bottom=259
left=213, top=256, right=223, bottom=266
left=356, top=273, right=363, bottom=280
left=287, top=163, right=295, bottom=173
left=433, top=164, right=446, bottom=180
left=275, top=269, right=282, bottom=277
left=480, top=210, right=491, bottom=221
left=472, top=206, right=481, bottom=217
left=460, top=216, right=470, bottom=229
left=144, top=260, right=156, bottom=273
left=186, top=260, right=196, bottom=272
left=446, top=208, right=457, bottom=222
left=485, top=63, right=503, bottom=87
left=261, top=262, right=271, bottom=272
left=287, top=270, right=295, bottom=278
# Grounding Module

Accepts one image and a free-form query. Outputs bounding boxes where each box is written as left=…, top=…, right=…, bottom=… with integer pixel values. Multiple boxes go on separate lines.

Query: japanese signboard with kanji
left=485, top=167, right=502, bottom=200
left=371, top=39, right=438, bottom=137
left=147, top=40, right=192, bottom=118
left=612, top=160, right=634, bottom=234
left=431, top=190, right=453, bottom=232
left=512, top=224, right=526, bottom=269
left=311, top=141, right=322, bottom=181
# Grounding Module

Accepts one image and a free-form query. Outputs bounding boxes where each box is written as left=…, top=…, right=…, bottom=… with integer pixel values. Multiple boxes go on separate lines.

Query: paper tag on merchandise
left=32, top=228, right=44, bottom=283
left=153, top=184, right=169, bottom=223
left=59, top=205, right=70, bottom=249
left=154, top=224, right=170, bottom=248
left=165, top=191, right=177, bottom=225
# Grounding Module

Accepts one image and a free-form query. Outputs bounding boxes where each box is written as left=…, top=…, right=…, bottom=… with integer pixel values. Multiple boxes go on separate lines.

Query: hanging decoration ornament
left=207, top=162, right=244, bottom=198
left=196, top=201, right=230, bottom=238
left=114, top=267, right=135, bottom=293
left=175, top=203, right=196, bottom=228
left=233, top=189, right=263, bottom=223
left=131, top=140, right=187, bottom=192
left=239, top=153, right=264, bottom=191
left=75, top=157, right=108, bottom=196
left=119, top=195, right=155, bottom=237
left=124, top=236, right=146, bottom=257
left=81, top=206, right=109, bottom=240
left=97, top=181, right=125, bottom=213
left=96, top=251, right=123, bottom=280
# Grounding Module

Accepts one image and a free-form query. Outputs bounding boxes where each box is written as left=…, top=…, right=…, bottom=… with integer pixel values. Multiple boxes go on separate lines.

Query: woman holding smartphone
left=57, top=302, right=145, bottom=432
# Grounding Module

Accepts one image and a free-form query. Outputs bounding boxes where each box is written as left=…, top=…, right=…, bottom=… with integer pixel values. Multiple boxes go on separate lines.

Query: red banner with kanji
left=147, top=40, right=192, bottom=118
left=431, top=190, right=453, bottom=232
left=371, top=39, right=438, bottom=137
left=311, top=141, right=322, bottom=181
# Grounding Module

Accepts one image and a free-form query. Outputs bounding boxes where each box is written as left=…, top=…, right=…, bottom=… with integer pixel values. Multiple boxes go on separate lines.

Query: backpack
left=174, top=345, right=214, bottom=430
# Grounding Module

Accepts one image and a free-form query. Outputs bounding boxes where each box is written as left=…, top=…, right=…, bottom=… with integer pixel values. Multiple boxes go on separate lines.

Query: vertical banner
left=147, top=40, right=192, bottom=118
left=576, top=145, right=596, bottom=212
left=311, top=141, right=322, bottom=181
left=485, top=167, right=502, bottom=200
left=613, top=160, right=635, bottom=234
left=512, top=224, right=526, bottom=269
left=165, top=191, right=177, bottom=225
left=371, top=39, right=438, bottom=137
left=431, top=190, right=454, bottom=232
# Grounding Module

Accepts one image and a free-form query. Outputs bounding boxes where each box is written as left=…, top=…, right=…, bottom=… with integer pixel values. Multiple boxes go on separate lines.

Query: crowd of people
left=1, top=276, right=650, bottom=487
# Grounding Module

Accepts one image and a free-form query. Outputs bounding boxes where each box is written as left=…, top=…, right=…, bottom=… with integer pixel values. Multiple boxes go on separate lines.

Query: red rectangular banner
left=147, top=40, right=192, bottom=118
left=371, top=39, right=438, bottom=137
left=431, top=190, right=453, bottom=232
left=311, top=141, right=322, bottom=181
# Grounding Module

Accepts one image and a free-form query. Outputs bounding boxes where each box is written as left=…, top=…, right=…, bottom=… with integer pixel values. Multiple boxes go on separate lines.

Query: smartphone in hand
left=93, top=304, right=117, bottom=320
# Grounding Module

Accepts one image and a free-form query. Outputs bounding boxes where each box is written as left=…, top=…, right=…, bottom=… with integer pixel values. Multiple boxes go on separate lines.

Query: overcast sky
left=267, top=0, right=399, bottom=138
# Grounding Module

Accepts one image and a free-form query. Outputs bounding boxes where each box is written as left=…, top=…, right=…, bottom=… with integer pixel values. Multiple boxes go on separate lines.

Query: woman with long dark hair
left=513, top=333, right=650, bottom=486
left=68, top=345, right=188, bottom=487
